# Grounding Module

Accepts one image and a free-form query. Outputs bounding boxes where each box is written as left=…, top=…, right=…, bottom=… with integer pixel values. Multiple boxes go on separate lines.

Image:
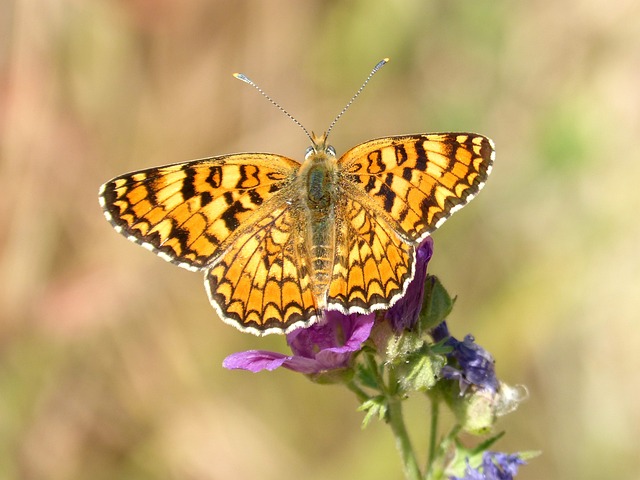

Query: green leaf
left=430, top=338, right=454, bottom=355
left=358, top=395, right=388, bottom=428
left=419, top=276, right=456, bottom=332
left=515, top=450, right=542, bottom=461
left=468, top=431, right=505, bottom=454
left=355, top=362, right=380, bottom=390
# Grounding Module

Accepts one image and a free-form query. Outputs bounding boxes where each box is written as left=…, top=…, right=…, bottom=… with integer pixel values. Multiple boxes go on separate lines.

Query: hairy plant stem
left=426, top=397, right=440, bottom=476
left=386, top=368, right=422, bottom=480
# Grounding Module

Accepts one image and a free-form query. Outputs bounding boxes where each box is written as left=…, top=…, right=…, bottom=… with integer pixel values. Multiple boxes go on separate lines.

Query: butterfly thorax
left=297, top=132, right=339, bottom=310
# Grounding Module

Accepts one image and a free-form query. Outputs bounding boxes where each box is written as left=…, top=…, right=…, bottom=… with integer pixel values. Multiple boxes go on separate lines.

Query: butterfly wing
left=328, top=133, right=494, bottom=313
left=99, top=153, right=320, bottom=334
left=338, top=133, right=494, bottom=244
left=328, top=192, right=415, bottom=314
left=205, top=199, right=319, bottom=335
left=99, top=154, right=299, bottom=271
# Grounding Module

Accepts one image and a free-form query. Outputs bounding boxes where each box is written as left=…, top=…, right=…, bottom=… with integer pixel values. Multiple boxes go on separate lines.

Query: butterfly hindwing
left=99, top=154, right=299, bottom=271
left=338, top=133, right=494, bottom=244
left=328, top=191, right=414, bottom=314
left=205, top=199, right=319, bottom=335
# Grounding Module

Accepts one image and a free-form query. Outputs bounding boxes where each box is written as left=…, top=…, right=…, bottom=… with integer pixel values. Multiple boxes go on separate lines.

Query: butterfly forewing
left=338, top=133, right=494, bottom=244
left=99, top=154, right=299, bottom=271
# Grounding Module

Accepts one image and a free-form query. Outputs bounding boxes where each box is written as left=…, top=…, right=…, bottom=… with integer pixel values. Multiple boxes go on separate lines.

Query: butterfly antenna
left=233, top=72, right=313, bottom=143
left=325, top=58, right=389, bottom=139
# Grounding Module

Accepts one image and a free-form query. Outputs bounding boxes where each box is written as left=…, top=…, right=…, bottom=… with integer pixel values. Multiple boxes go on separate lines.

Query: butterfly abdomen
left=299, top=151, right=339, bottom=310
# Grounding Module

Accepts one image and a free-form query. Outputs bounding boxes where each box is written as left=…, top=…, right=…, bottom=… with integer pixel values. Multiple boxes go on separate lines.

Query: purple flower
left=223, top=311, right=375, bottom=374
left=432, top=321, right=499, bottom=394
left=450, top=452, right=526, bottom=480
left=386, top=237, right=434, bottom=331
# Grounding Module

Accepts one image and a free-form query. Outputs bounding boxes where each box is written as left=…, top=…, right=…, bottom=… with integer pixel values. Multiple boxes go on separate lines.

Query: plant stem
left=386, top=370, right=422, bottom=480
left=347, top=381, right=370, bottom=403
left=426, top=397, right=440, bottom=476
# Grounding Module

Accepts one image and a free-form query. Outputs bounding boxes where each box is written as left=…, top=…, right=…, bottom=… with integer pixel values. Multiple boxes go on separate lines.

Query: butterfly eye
left=327, top=145, right=336, bottom=157
left=305, top=146, right=315, bottom=159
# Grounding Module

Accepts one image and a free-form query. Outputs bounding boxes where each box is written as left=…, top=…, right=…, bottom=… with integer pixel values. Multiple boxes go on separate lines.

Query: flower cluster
left=431, top=321, right=499, bottom=394
left=451, top=451, right=526, bottom=480
left=224, top=237, right=534, bottom=479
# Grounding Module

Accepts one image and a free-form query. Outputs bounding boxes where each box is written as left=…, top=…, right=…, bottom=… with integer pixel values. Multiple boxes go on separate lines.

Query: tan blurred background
left=1, top=0, right=639, bottom=479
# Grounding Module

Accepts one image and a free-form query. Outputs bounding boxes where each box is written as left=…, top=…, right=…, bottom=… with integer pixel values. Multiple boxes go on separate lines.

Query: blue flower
left=432, top=321, right=499, bottom=394
left=223, top=311, right=375, bottom=374
left=386, top=237, right=434, bottom=331
left=450, top=451, right=526, bottom=480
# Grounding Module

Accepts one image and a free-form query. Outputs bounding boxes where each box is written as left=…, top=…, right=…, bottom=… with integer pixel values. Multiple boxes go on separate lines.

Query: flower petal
left=225, top=313, right=375, bottom=375
left=449, top=452, right=526, bottom=480
left=314, top=313, right=375, bottom=369
left=432, top=322, right=499, bottom=393
left=386, top=237, right=434, bottom=331
left=223, top=350, right=289, bottom=372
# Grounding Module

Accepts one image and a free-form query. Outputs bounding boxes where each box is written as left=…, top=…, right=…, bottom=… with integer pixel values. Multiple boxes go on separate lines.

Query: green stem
left=386, top=370, right=422, bottom=480
left=346, top=381, right=369, bottom=403
left=426, top=397, right=440, bottom=476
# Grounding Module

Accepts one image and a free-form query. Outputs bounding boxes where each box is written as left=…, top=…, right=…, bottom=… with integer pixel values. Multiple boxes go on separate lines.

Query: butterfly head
left=235, top=59, right=389, bottom=165
left=305, top=132, right=337, bottom=160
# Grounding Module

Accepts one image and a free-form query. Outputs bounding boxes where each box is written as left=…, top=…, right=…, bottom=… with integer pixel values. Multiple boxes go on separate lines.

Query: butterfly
left=99, top=59, right=494, bottom=336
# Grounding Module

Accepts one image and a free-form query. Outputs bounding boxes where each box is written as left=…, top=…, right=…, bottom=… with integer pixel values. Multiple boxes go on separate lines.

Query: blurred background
left=1, top=0, right=639, bottom=479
